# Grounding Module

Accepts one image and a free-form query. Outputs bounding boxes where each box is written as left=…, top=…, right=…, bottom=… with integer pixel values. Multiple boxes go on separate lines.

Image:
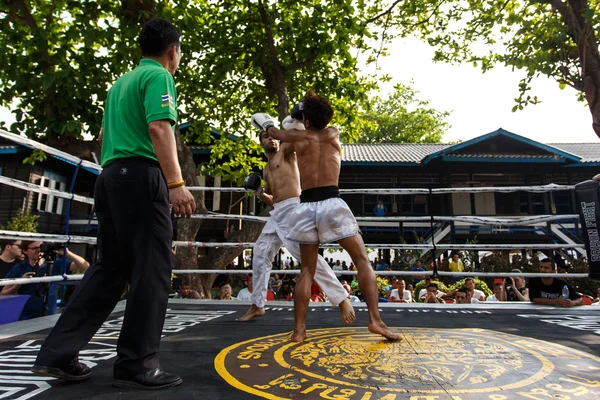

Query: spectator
left=348, top=262, right=355, bottom=271
left=465, top=288, right=480, bottom=304
left=375, top=259, right=385, bottom=271
left=454, top=288, right=469, bottom=304
left=406, top=283, right=414, bottom=293
left=220, top=284, right=234, bottom=300
left=593, top=288, right=600, bottom=304
left=449, top=254, right=465, bottom=283
left=410, top=260, right=426, bottom=286
left=505, top=269, right=529, bottom=301
left=281, top=284, right=294, bottom=301
left=342, top=283, right=360, bottom=302
left=373, top=200, right=388, bottom=216
left=487, top=282, right=505, bottom=302
left=333, top=260, right=343, bottom=272
left=236, top=279, right=253, bottom=301
left=0, top=239, right=22, bottom=279
left=389, top=279, right=412, bottom=303
left=268, top=273, right=283, bottom=295
left=529, top=259, right=582, bottom=307
left=1, top=242, right=90, bottom=319
left=423, top=283, right=445, bottom=304
left=175, top=284, right=202, bottom=299
left=419, top=278, right=446, bottom=301
left=464, top=278, right=486, bottom=301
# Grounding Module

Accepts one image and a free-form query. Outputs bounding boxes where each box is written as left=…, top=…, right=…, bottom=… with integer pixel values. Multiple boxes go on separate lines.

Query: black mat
left=1, top=302, right=599, bottom=400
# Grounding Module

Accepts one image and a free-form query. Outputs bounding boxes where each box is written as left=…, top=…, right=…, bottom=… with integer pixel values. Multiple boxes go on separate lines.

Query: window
left=400, top=195, right=427, bottom=215
left=35, top=171, right=67, bottom=214
left=553, top=193, right=573, bottom=214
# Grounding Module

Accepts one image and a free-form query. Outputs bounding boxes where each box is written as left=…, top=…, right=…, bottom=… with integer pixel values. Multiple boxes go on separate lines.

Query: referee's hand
left=169, top=186, right=196, bottom=217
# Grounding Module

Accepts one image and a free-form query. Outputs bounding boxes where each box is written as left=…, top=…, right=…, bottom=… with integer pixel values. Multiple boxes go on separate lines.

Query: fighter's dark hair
left=302, top=90, right=334, bottom=129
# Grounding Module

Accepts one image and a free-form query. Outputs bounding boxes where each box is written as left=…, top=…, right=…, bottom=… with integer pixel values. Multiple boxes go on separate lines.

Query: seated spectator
left=175, top=284, right=202, bottom=299
left=310, top=282, right=325, bottom=302
left=332, top=260, right=343, bottom=272
left=465, top=278, right=486, bottom=301
left=406, top=283, right=414, bottom=293
left=529, top=259, right=582, bottom=307
left=487, top=281, right=505, bottom=302
left=410, top=260, right=426, bottom=286
left=220, top=284, right=234, bottom=300
left=389, top=279, right=412, bottom=303
left=236, top=279, right=253, bottom=301
left=594, top=288, right=600, bottom=304
left=462, top=288, right=479, bottom=304
left=281, top=284, right=294, bottom=301
left=505, top=269, right=529, bottom=301
left=268, top=273, right=283, bottom=295
left=342, top=283, right=360, bottom=302
left=419, top=278, right=446, bottom=301
left=454, top=288, right=469, bottom=304
left=423, top=283, right=445, bottom=304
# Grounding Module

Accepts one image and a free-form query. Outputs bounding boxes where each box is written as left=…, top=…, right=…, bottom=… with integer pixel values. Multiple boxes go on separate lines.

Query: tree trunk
left=172, top=127, right=207, bottom=292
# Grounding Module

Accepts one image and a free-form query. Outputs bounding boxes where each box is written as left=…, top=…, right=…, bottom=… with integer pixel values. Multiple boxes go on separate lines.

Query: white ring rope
left=191, top=213, right=580, bottom=226
left=0, top=231, right=584, bottom=250
left=0, top=129, right=102, bottom=172
left=169, top=270, right=588, bottom=278
left=0, top=270, right=589, bottom=286
left=187, top=184, right=574, bottom=194
left=0, top=175, right=95, bottom=205
left=0, top=274, right=84, bottom=286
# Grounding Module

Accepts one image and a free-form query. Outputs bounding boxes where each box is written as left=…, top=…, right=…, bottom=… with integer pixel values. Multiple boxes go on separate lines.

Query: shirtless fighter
left=252, top=91, right=399, bottom=342
left=238, top=118, right=355, bottom=325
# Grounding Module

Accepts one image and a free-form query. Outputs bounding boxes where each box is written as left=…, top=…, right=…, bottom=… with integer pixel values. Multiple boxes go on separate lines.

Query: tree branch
left=11, top=0, right=38, bottom=30
left=289, top=53, right=317, bottom=71
left=257, top=0, right=280, bottom=70
left=365, top=0, right=403, bottom=24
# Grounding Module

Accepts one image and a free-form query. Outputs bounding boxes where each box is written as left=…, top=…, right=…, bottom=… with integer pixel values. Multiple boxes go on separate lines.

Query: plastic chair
left=266, top=290, right=276, bottom=301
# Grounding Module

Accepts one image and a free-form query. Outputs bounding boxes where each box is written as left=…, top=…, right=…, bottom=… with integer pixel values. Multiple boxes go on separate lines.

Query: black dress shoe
left=113, top=368, right=182, bottom=390
left=31, top=362, right=91, bottom=381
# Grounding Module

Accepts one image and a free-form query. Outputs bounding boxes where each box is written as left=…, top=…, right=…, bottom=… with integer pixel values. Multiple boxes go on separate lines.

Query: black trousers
left=35, top=157, right=173, bottom=376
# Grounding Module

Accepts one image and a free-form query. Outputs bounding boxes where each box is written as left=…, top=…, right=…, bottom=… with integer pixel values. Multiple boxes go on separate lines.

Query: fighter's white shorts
left=285, top=186, right=359, bottom=244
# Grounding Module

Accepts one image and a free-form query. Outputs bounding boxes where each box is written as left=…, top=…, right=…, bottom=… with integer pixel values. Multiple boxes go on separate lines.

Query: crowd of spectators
left=196, top=253, right=598, bottom=307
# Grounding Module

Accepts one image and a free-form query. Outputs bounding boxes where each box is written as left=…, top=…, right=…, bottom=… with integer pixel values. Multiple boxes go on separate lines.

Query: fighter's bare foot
left=290, top=328, right=307, bottom=342
left=338, top=299, right=356, bottom=325
left=237, top=305, right=265, bottom=321
left=368, top=321, right=400, bottom=341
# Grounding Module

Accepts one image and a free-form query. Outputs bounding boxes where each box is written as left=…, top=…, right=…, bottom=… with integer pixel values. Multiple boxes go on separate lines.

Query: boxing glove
left=282, top=115, right=305, bottom=130
left=290, top=102, right=304, bottom=120
left=243, top=173, right=262, bottom=193
left=251, top=113, right=275, bottom=132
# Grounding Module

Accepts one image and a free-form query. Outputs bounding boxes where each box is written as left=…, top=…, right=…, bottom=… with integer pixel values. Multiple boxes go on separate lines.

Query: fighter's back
left=294, top=126, right=342, bottom=190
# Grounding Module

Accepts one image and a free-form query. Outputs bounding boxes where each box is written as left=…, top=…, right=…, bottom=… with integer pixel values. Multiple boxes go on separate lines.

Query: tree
left=356, top=83, right=449, bottom=143
left=1, top=209, right=39, bottom=232
left=0, top=1, right=401, bottom=297
left=369, top=0, right=600, bottom=138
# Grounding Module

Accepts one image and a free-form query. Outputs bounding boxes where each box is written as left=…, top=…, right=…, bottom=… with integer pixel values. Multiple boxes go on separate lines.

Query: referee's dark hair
left=138, top=18, right=181, bottom=57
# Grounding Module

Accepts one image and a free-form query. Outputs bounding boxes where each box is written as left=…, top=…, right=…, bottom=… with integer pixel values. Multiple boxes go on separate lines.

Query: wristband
left=168, top=180, right=185, bottom=189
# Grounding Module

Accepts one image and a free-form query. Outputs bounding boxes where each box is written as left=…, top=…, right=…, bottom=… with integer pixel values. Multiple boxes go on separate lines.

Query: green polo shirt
left=101, top=58, right=178, bottom=167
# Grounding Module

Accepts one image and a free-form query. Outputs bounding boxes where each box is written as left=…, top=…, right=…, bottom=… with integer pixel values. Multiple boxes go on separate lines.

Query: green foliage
left=354, top=276, right=392, bottom=297
left=355, top=83, right=450, bottom=144
left=413, top=279, right=449, bottom=302
left=448, top=279, right=493, bottom=297
left=1, top=209, right=39, bottom=232
left=22, top=149, right=47, bottom=166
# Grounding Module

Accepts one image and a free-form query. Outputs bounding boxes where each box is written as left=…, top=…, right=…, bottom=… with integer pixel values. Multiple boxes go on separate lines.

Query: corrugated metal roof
left=340, top=143, right=600, bottom=164
left=549, top=143, right=600, bottom=163
left=342, top=143, right=449, bottom=163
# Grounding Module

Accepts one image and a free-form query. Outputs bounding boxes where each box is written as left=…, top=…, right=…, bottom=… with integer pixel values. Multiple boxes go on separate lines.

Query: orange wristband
left=168, top=180, right=185, bottom=189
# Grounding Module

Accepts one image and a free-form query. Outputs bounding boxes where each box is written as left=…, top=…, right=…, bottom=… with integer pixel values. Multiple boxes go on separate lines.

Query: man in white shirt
left=236, top=278, right=254, bottom=301
left=487, top=282, right=505, bottom=302
left=389, top=279, right=412, bottom=303
left=465, top=278, right=486, bottom=301
left=418, top=278, right=445, bottom=301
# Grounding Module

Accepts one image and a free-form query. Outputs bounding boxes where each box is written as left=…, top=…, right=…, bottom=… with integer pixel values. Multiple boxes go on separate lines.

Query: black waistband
left=300, top=186, right=340, bottom=203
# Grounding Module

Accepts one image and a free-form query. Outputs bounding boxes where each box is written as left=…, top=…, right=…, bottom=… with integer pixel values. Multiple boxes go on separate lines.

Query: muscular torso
left=293, top=127, right=341, bottom=190
left=264, top=143, right=301, bottom=203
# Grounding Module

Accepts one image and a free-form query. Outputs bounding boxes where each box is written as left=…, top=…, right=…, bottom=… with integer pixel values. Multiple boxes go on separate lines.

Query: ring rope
left=0, top=231, right=584, bottom=250
left=0, top=128, right=102, bottom=172
left=0, top=270, right=589, bottom=286
left=0, top=175, right=95, bottom=205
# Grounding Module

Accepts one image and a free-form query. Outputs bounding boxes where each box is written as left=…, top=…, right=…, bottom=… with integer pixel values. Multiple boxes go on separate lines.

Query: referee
left=32, top=19, right=195, bottom=390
